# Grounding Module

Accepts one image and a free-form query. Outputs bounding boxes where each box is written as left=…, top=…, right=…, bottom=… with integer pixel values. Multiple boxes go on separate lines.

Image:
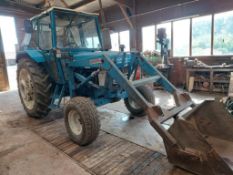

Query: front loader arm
left=101, top=53, right=193, bottom=146
left=101, top=53, right=233, bottom=175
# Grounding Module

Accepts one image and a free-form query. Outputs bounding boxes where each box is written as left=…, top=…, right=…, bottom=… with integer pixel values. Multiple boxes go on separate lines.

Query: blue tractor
left=17, top=7, right=233, bottom=175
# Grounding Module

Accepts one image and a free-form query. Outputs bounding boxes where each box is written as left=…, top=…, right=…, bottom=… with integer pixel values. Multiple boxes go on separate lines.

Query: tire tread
left=64, top=97, right=100, bottom=146
left=17, top=58, right=52, bottom=118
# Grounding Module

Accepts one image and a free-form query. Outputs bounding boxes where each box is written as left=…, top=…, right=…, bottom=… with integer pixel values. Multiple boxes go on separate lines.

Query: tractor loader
left=17, top=7, right=233, bottom=175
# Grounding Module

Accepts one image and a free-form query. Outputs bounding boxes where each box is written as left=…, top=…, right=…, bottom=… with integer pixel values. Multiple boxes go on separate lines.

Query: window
left=110, top=33, right=119, bottom=51
left=82, top=20, right=101, bottom=49
left=192, top=15, right=212, bottom=56
left=38, top=15, right=52, bottom=50
left=110, top=30, right=130, bottom=51
left=142, top=25, right=155, bottom=52
left=120, top=30, right=130, bottom=51
left=214, top=10, right=233, bottom=55
left=173, top=19, right=190, bottom=57
left=55, top=12, right=100, bottom=49
left=156, top=22, right=171, bottom=52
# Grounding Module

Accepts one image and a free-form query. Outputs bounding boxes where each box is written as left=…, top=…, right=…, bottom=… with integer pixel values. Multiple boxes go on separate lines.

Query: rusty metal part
left=147, top=100, right=233, bottom=175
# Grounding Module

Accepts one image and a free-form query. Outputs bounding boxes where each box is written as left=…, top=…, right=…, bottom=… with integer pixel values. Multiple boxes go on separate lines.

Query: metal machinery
left=157, top=28, right=169, bottom=66
left=156, top=28, right=172, bottom=78
left=17, top=7, right=233, bottom=175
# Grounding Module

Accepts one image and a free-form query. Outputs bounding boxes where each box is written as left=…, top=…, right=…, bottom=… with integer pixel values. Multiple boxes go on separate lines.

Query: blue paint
left=17, top=50, right=45, bottom=63
left=17, top=7, right=178, bottom=109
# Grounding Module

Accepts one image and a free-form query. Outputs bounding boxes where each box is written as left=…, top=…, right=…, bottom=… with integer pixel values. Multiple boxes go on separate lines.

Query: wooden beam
left=35, top=0, right=47, bottom=8
left=70, top=0, right=95, bottom=9
left=114, top=0, right=132, bottom=10
left=1, top=1, right=42, bottom=13
left=117, top=2, right=134, bottom=29
left=211, top=14, right=214, bottom=56
left=60, top=0, right=69, bottom=8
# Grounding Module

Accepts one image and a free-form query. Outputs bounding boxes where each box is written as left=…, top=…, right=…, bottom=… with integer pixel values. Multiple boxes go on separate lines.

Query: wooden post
left=190, top=18, right=192, bottom=56
left=98, top=0, right=106, bottom=28
left=211, top=14, right=214, bottom=55
left=130, top=0, right=137, bottom=50
left=0, top=28, right=9, bottom=91
left=60, top=0, right=69, bottom=8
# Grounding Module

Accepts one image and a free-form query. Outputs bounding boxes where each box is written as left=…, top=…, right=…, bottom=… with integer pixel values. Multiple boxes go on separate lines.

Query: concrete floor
left=99, top=90, right=215, bottom=154
left=0, top=91, right=91, bottom=175
left=0, top=89, right=217, bottom=175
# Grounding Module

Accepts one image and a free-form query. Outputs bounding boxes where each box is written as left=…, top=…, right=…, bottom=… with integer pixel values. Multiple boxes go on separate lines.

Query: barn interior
left=0, top=1, right=233, bottom=175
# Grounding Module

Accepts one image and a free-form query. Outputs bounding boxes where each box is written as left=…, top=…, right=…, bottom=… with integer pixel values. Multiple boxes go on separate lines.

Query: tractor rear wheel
left=124, top=85, right=155, bottom=116
left=17, top=58, right=52, bottom=118
left=64, top=97, right=100, bottom=146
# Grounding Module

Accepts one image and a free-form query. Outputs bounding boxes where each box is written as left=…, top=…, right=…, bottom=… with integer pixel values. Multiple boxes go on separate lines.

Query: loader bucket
left=166, top=100, right=233, bottom=175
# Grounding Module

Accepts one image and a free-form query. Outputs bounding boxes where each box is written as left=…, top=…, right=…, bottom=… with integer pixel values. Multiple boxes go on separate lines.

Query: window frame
left=32, top=14, right=53, bottom=51
left=156, top=22, right=172, bottom=52
left=119, top=30, right=130, bottom=52
left=142, top=25, right=156, bottom=52
left=172, top=18, right=191, bottom=57
left=154, top=10, right=233, bottom=58
left=110, top=30, right=130, bottom=52
left=213, top=10, right=233, bottom=56
left=191, top=15, right=212, bottom=57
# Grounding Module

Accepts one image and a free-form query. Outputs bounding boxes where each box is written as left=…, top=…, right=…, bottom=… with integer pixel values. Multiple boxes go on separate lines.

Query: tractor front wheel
left=17, top=58, right=52, bottom=118
left=64, top=97, right=100, bottom=146
left=124, top=86, right=155, bottom=116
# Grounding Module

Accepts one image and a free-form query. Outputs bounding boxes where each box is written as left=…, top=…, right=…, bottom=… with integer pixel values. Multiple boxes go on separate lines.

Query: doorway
left=0, top=16, right=18, bottom=91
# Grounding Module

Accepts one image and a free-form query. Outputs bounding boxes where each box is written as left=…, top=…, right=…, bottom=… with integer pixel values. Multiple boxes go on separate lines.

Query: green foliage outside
left=214, top=15, right=233, bottom=55
left=192, top=13, right=233, bottom=56
left=192, top=16, right=211, bottom=56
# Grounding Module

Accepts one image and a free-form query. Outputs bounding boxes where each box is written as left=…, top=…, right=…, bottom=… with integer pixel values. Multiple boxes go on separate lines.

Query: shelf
left=194, top=79, right=210, bottom=82
left=187, top=69, right=211, bottom=72
left=193, top=87, right=210, bottom=92
left=213, top=80, right=230, bottom=83
left=187, top=67, right=233, bottom=93
left=187, top=68, right=233, bottom=72
left=212, top=69, right=233, bottom=72
left=213, top=89, right=228, bottom=93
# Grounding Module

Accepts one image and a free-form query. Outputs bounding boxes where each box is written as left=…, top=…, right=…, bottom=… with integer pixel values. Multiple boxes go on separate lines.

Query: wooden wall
left=0, top=29, right=9, bottom=91
left=104, top=0, right=233, bottom=51
left=1, top=1, right=233, bottom=86
left=103, top=0, right=233, bottom=86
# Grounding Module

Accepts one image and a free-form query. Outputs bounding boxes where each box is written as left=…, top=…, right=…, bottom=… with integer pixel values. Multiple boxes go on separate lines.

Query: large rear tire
left=64, top=97, right=100, bottom=146
left=124, top=86, right=155, bottom=116
left=17, top=58, right=52, bottom=118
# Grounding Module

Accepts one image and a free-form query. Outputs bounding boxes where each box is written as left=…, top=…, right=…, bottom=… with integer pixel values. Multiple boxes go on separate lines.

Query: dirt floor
left=0, top=89, right=217, bottom=175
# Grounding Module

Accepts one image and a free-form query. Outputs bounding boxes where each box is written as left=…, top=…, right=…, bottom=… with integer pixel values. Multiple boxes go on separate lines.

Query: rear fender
left=16, top=50, right=45, bottom=63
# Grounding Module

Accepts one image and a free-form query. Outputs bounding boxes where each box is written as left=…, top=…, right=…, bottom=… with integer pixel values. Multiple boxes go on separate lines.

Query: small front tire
left=64, top=97, right=100, bottom=146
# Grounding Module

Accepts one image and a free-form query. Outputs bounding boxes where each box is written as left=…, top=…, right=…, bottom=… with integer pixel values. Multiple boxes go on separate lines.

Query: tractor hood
left=72, top=51, right=121, bottom=60
left=68, top=51, right=134, bottom=68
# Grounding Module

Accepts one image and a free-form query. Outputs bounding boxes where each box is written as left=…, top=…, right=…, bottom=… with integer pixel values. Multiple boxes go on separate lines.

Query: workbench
left=186, top=67, right=233, bottom=93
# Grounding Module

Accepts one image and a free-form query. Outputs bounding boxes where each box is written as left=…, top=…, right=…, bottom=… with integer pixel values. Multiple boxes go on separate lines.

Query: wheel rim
left=18, top=68, right=35, bottom=110
left=68, top=110, right=83, bottom=136
left=128, top=98, right=141, bottom=110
